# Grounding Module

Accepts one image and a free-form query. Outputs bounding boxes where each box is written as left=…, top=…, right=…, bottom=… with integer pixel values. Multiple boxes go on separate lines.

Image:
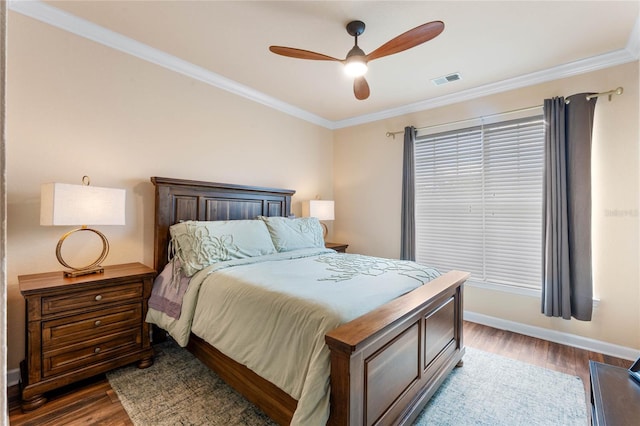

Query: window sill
left=466, top=279, right=600, bottom=308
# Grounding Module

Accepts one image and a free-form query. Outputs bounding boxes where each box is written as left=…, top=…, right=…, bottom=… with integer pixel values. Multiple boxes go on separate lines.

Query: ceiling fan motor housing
left=346, top=20, right=366, bottom=37
left=347, top=46, right=366, bottom=59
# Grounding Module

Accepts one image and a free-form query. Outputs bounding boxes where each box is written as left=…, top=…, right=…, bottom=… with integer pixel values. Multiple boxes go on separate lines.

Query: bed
left=148, top=176, right=468, bottom=425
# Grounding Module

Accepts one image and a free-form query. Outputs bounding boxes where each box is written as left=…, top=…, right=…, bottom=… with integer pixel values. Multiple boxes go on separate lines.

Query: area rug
left=107, top=340, right=587, bottom=425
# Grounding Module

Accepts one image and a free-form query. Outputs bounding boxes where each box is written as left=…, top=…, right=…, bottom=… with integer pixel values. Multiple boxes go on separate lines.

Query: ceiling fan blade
left=269, top=46, right=342, bottom=61
left=365, top=21, right=444, bottom=62
left=354, top=76, right=370, bottom=100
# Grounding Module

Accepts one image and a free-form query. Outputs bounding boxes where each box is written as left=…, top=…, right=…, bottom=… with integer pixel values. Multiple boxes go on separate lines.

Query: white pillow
left=169, top=220, right=277, bottom=276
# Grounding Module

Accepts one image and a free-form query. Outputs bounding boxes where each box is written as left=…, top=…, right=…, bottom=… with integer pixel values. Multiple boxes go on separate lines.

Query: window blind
left=414, top=115, right=545, bottom=290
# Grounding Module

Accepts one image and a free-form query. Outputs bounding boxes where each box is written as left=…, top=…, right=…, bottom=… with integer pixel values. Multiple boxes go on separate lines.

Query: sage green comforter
left=146, top=248, right=440, bottom=425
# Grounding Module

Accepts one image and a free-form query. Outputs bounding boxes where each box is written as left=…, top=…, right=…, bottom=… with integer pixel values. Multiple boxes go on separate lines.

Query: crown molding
left=8, top=0, right=334, bottom=129
left=333, top=47, right=638, bottom=129
left=9, top=0, right=639, bottom=131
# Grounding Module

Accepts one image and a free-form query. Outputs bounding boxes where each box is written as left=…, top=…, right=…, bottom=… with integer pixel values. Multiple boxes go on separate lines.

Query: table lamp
left=302, top=199, right=334, bottom=239
left=40, top=176, right=125, bottom=277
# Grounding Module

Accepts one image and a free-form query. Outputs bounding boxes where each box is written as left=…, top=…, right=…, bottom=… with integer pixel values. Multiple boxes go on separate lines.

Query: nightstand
left=325, top=242, right=349, bottom=253
left=19, top=262, right=156, bottom=411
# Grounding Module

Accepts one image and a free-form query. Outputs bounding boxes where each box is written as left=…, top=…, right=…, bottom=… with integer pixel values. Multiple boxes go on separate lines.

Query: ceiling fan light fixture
left=269, top=19, right=444, bottom=99
left=344, top=57, right=368, bottom=77
left=344, top=45, right=368, bottom=77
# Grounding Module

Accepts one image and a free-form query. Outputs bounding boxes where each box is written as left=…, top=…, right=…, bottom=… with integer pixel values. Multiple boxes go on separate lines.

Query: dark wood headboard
left=151, top=177, right=295, bottom=273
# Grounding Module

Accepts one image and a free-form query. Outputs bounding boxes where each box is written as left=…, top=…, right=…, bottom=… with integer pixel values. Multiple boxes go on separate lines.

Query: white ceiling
left=11, top=1, right=640, bottom=128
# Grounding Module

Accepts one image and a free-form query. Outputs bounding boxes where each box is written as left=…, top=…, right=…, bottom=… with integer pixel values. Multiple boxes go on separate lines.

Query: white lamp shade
left=302, top=200, right=334, bottom=221
left=40, top=183, right=126, bottom=226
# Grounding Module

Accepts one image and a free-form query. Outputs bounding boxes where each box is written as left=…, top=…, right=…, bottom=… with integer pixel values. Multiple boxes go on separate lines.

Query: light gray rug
left=415, top=347, right=587, bottom=426
left=107, top=340, right=587, bottom=425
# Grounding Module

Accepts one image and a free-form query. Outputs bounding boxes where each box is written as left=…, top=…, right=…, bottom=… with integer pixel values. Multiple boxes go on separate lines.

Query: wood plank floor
left=9, top=321, right=632, bottom=425
left=463, top=321, right=632, bottom=408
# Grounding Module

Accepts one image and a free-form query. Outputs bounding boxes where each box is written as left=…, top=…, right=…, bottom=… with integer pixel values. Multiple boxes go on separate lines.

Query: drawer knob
left=94, top=320, right=102, bottom=327
left=94, top=295, right=103, bottom=301
left=94, top=347, right=101, bottom=354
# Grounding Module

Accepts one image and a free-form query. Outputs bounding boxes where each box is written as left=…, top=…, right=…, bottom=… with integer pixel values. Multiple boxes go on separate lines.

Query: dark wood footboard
left=325, top=270, right=468, bottom=426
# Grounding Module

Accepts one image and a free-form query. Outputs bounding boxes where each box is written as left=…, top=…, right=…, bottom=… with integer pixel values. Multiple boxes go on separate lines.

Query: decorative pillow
left=259, top=216, right=324, bottom=252
left=169, top=220, right=277, bottom=276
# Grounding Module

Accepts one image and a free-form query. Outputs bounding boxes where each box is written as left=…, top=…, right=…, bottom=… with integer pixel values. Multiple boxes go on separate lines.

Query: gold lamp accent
left=40, top=176, right=126, bottom=277
left=302, top=199, right=335, bottom=239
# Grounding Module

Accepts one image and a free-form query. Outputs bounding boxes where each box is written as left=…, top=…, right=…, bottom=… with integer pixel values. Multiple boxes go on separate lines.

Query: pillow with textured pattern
left=259, top=216, right=324, bottom=252
left=169, top=220, right=277, bottom=276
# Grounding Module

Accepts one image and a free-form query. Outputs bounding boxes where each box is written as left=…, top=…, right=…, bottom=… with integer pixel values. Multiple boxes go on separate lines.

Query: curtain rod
left=565, top=86, right=623, bottom=104
left=385, top=104, right=542, bottom=139
left=386, top=86, right=624, bottom=139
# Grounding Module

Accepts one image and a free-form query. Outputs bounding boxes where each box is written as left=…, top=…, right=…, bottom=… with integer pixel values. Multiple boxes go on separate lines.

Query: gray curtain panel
left=401, top=126, right=416, bottom=261
left=542, top=94, right=597, bottom=320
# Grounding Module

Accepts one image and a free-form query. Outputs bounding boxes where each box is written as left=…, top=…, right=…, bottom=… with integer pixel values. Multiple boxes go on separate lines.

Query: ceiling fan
left=269, top=20, right=444, bottom=100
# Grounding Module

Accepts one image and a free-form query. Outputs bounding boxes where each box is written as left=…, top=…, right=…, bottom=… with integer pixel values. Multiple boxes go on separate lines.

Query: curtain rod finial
left=386, top=132, right=395, bottom=139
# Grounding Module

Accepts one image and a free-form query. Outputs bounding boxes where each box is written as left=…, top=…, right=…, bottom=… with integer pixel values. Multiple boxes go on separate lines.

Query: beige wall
left=6, top=7, right=639, bottom=376
left=333, top=61, right=640, bottom=352
left=5, top=12, right=334, bottom=370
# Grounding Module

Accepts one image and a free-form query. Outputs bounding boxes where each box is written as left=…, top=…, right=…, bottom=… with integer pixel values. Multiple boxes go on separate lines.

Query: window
left=414, top=115, right=545, bottom=291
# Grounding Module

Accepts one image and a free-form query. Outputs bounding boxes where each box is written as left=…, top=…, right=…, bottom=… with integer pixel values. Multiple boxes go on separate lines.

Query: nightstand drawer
left=41, top=282, right=143, bottom=315
left=43, top=303, right=142, bottom=349
left=42, top=328, right=141, bottom=378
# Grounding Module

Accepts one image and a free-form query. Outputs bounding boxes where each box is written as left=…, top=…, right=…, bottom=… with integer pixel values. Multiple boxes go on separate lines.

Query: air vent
left=431, top=72, right=462, bottom=86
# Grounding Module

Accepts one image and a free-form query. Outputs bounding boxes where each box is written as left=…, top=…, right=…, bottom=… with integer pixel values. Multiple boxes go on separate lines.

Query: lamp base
left=56, top=227, right=110, bottom=278
left=63, top=266, right=105, bottom=278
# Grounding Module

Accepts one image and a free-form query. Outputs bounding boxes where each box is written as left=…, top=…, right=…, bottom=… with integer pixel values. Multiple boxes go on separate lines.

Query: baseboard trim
left=465, top=310, right=639, bottom=361
left=7, top=368, right=19, bottom=388
left=6, top=314, right=639, bottom=389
